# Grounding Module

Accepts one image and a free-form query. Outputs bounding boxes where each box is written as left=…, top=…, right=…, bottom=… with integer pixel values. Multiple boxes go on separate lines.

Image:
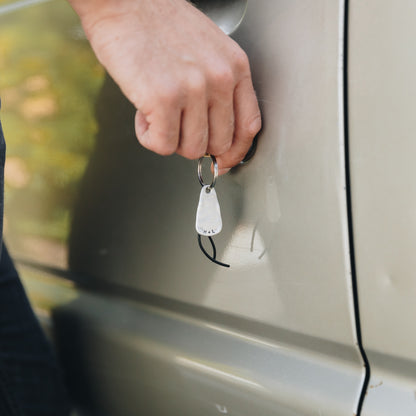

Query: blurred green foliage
left=0, top=0, right=104, bottom=248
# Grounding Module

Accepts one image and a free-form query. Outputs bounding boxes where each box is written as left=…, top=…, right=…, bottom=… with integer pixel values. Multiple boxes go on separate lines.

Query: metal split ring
left=197, top=154, right=218, bottom=189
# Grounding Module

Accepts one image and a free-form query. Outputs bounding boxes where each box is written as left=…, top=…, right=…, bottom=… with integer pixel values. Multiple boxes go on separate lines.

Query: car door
left=0, top=1, right=366, bottom=415
left=348, top=1, right=416, bottom=415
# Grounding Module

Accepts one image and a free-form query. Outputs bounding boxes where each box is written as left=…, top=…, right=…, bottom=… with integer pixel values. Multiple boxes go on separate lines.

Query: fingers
left=216, top=76, right=262, bottom=174
left=134, top=49, right=260, bottom=166
left=135, top=110, right=148, bottom=139
left=176, top=73, right=209, bottom=159
left=136, top=75, right=210, bottom=160
left=206, top=66, right=235, bottom=156
left=76, top=0, right=261, bottom=166
left=135, top=105, right=181, bottom=156
left=135, top=77, right=260, bottom=167
left=175, top=66, right=236, bottom=160
left=206, top=98, right=234, bottom=157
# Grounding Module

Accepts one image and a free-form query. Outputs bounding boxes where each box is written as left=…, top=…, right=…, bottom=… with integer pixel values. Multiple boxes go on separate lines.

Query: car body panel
left=68, top=0, right=359, bottom=348
left=348, top=1, right=416, bottom=414
left=0, top=0, right=367, bottom=415
left=22, top=263, right=363, bottom=416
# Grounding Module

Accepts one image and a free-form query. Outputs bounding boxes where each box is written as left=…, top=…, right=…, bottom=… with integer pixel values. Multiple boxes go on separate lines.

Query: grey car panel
left=0, top=0, right=367, bottom=415
left=349, top=1, right=416, bottom=414
left=69, top=0, right=359, bottom=348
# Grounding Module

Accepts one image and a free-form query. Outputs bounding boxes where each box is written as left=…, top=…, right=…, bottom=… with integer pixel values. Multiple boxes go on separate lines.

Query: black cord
left=197, top=234, right=230, bottom=268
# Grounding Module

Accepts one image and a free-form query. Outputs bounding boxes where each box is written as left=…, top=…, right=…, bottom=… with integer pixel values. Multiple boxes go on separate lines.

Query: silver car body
left=0, top=0, right=415, bottom=415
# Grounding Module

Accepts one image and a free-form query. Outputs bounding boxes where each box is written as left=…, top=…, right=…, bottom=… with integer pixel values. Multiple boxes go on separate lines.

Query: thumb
left=135, top=110, right=150, bottom=142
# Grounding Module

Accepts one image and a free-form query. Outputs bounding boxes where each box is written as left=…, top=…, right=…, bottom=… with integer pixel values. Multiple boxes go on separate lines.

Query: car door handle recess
left=191, top=0, right=247, bottom=35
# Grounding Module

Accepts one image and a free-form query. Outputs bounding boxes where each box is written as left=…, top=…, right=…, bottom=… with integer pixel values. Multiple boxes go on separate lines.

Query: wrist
left=68, top=0, right=141, bottom=29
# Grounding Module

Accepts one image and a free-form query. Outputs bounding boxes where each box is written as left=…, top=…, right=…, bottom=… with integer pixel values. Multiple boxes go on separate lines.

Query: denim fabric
left=0, top=112, right=71, bottom=415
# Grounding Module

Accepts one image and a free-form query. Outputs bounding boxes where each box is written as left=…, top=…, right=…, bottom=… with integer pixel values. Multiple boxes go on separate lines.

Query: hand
left=69, top=0, right=261, bottom=174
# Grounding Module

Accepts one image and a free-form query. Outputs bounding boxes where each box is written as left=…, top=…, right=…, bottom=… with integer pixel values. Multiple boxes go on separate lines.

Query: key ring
left=195, top=154, right=230, bottom=268
left=197, top=154, right=218, bottom=190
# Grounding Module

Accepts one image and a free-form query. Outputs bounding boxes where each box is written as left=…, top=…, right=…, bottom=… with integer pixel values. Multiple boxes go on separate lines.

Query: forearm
left=68, top=0, right=149, bottom=38
left=68, top=0, right=138, bottom=21
left=68, top=0, right=176, bottom=33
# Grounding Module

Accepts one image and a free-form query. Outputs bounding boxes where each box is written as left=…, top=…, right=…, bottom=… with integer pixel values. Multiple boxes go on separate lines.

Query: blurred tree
left=0, top=0, right=104, bottom=261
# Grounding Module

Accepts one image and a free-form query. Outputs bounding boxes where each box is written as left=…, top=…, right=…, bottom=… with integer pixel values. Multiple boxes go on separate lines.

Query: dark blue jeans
left=0, top=118, right=71, bottom=415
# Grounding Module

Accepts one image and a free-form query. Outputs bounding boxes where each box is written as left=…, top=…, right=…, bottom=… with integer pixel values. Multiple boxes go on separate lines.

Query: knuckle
left=246, top=112, right=262, bottom=136
left=155, top=84, right=182, bottom=106
left=178, top=145, right=205, bottom=160
left=153, top=142, right=177, bottom=156
left=233, top=48, right=250, bottom=73
left=147, top=133, right=178, bottom=156
left=208, top=140, right=232, bottom=156
left=186, top=70, right=206, bottom=96
left=179, top=132, right=208, bottom=160
left=160, top=146, right=177, bottom=156
left=210, top=66, right=234, bottom=89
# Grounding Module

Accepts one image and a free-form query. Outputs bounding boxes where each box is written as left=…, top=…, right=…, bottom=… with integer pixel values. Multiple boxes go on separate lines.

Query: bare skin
left=69, top=0, right=261, bottom=174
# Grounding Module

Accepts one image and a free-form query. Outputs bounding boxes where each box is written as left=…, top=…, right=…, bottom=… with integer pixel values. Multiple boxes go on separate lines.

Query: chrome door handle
left=191, top=0, right=247, bottom=35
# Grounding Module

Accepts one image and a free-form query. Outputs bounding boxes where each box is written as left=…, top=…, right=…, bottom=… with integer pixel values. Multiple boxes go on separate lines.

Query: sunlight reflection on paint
left=176, top=356, right=264, bottom=391
left=204, top=323, right=292, bottom=353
